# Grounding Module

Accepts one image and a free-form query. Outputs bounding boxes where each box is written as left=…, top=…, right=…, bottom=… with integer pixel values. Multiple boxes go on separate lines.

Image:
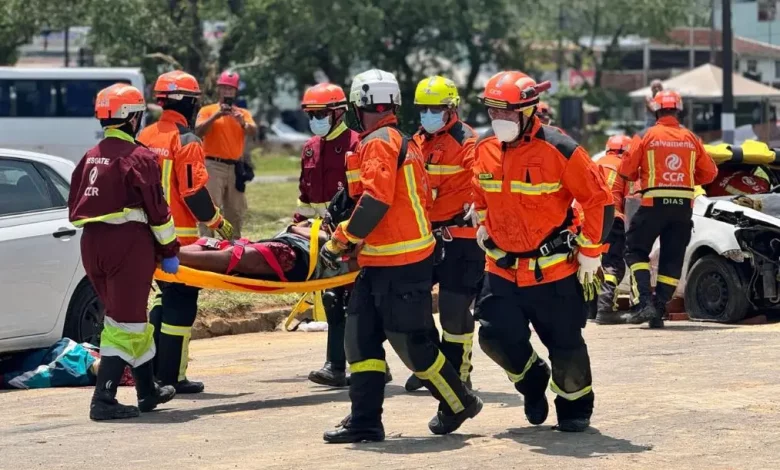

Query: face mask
left=420, top=110, right=445, bottom=134
left=309, top=116, right=332, bottom=136
left=491, top=119, right=520, bottom=143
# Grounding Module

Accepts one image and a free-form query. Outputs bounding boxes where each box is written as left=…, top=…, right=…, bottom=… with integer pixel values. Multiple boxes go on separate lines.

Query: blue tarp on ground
left=2, top=339, right=97, bottom=389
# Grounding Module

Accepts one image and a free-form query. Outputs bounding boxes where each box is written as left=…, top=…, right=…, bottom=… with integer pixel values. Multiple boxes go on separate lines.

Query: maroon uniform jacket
left=295, top=123, right=358, bottom=218
left=68, top=131, right=179, bottom=258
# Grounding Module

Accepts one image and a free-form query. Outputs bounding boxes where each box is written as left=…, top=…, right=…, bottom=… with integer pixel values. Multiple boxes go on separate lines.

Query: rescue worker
left=195, top=70, right=257, bottom=239
left=296, top=83, right=361, bottom=388
left=620, top=90, right=717, bottom=328
left=138, top=71, right=234, bottom=394
left=536, top=101, right=554, bottom=125
left=321, top=69, right=482, bottom=443
left=68, top=84, right=178, bottom=420
left=403, top=76, right=482, bottom=393
left=473, top=71, right=613, bottom=432
left=706, top=167, right=770, bottom=197
left=593, top=135, right=634, bottom=325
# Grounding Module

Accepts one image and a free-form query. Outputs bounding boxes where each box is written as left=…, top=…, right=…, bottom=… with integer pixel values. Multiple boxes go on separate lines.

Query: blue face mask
left=309, top=116, right=332, bottom=136
left=420, top=110, right=445, bottom=134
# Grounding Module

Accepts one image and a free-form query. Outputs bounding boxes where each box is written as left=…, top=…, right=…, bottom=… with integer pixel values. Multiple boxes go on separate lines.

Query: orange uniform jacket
left=137, top=110, right=221, bottom=246
left=472, top=121, right=613, bottom=286
left=619, top=116, right=717, bottom=207
left=596, top=153, right=630, bottom=220
left=340, top=115, right=434, bottom=267
left=413, top=116, right=477, bottom=239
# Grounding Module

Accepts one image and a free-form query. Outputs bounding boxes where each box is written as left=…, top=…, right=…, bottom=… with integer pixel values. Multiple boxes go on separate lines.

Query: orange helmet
left=605, top=135, right=632, bottom=154
left=301, top=83, right=348, bottom=110
left=481, top=71, right=539, bottom=110
left=652, top=90, right=683, bottom=111
left=154, top=70, right=201, bottom=100
left=95, top=83, right=146, bottom=120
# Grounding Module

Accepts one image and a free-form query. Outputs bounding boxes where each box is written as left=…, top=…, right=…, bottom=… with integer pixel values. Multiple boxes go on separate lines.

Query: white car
left=0, top=149, right=102, bottom=354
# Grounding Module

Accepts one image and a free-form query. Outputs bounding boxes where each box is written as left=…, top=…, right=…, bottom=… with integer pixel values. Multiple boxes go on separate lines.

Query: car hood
left=696, top=195, right=780, bottom=228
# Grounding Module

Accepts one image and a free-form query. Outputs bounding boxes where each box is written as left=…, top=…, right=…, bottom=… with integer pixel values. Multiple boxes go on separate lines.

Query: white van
left=0, top=67, right=145, bottom=163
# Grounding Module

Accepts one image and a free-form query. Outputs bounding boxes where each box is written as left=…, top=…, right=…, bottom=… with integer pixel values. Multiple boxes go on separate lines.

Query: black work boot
left=323, top=414, right=385, bottom=444
left=555, top=418, right=591, bottom=432
left=524, top=395, right=549, bottom=425
left=133, top=361, right=176, bottom=412
left=625, top=303, right=657, bottom=325
left=90, top=356, right=140, bottom=421
left=648, top=301, right=665, bottom=329
left=514, top=357, right=552, bottom=425
left=309, top=362, right=348, bottom=388
left=595, top=310, right=625, bottom=325
left=174, top=378, right=204, bottom=394
left=554, top=390, right=594, bottom=433
left=404, top=374, right=425, bottom=392
left=428, top=394, right=484, bottom=435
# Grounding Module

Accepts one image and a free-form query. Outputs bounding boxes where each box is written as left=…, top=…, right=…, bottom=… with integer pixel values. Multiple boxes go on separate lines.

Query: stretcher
left=704, top=140, right=780, bottom=166
left=153, top=219, right=357, bottom=330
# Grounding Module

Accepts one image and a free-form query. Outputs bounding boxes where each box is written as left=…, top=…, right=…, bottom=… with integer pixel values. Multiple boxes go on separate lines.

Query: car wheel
left=684, top=254, right=750, bottom=323
left=63, top=279, right=105, bottom=345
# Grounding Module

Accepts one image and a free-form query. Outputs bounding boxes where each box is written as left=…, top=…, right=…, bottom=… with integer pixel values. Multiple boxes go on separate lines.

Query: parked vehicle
left=258, top=120, right=311, bottom=154
left=0, top=148, right=102, bottom=354
left=0, top=67, right=145, bottom=163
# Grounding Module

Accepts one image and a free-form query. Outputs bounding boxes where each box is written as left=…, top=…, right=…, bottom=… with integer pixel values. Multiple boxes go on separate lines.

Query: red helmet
left=301, top=83, right=348, bottom=110
left=95, top=83, right=146, bottom=120
left=605, top=135, right=632, bottom=154
left=217, top=70, right=240, bottom=89
left=481, top=71, right=539, bottom=110
left=652, top=90, right=683, bottom=111
left=154, top=71, right=201, bottom=99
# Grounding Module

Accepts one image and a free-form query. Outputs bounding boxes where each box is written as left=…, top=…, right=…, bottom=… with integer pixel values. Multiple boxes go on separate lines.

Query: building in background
left=715, top=0, right=780, bottom=45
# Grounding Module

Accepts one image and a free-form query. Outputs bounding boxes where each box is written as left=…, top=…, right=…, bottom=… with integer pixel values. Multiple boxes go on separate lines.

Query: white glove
left=463, top=203, right=479, bottom=227
left=577, top=252, right=602, bottom=301
left=476, top=225, right=489, bottom=251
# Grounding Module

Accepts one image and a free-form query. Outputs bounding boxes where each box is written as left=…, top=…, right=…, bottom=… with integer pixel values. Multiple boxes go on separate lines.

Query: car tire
left=63, top=278, right=105, bottom=345
left=684, top=254, right=750, bottom=323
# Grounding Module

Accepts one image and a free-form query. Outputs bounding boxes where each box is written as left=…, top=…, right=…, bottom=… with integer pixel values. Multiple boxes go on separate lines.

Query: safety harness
left=483, top=207, right=578, bottom=282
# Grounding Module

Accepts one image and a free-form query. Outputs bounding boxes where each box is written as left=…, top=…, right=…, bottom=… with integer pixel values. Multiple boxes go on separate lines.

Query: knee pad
left=385, top=330, right=436, bottom=372
left=322, top=291, right=345, bottom=324
left=549, top=345, right=592, bottom=395
left=438, top=291, right=475, bottom=335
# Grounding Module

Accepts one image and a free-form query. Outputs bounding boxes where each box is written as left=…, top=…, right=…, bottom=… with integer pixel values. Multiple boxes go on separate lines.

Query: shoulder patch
left=475, top=128, right=495, bottom=146
left=535, top=125, right=578, bottom=159
left=447, top=121, right=477, bottom=145
left=361, top=126, right=392, bottom=144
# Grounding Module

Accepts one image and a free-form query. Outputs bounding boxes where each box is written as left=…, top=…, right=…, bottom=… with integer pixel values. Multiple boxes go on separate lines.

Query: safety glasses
left=305, top=110, right=331, bottom=120
left=487, top=106, right=534, bottom=121
left=416, top=105, right=448, bottom=114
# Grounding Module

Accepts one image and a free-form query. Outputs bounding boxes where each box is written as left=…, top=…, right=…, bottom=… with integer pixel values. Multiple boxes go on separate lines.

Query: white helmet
left=349, top=69, right=401, bottom=108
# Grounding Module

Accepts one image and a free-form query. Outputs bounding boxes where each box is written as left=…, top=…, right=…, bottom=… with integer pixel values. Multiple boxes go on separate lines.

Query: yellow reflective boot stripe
left=443, top=331, right=474, bottom=382
left=346, top=169, right=360, bottom=184
left=506, top=350, right=539, bottom=383
left=629, top=263, right=649, bottom=303
left=160, top=323, right=192, bottom=382
left=404, top=164, right=428, bottom=238
left=550, top=381, right=593, bottom=401
left=510, top=180, right=562, bottom=195
left=479, top=180, right=502, bottom=192
left=630, top=263, right=650, bottom=272
left=427, top=164, right=464, bottom=176
left=647, top=150, right=655, bottom=187
left=349, top=359, right=387, bottom=374
left=151, top=218, right=176, bottom=245
left=414, top=351, right=465, bottom=413
left=161, top=159, right=173, bottom=205
left=604, top=273, right=618, bottom=285
left=657, top=275, right=679, bottom=287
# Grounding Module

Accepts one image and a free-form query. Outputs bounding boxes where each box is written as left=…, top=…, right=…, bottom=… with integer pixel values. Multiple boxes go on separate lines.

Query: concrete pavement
left=2, top=321, right=780, bottom=469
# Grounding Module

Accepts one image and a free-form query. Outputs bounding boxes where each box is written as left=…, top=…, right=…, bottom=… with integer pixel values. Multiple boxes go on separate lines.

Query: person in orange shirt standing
left=619, top=90, right=717, bottom=328
left=402, top=76, right=481, bottom=393
left=536, top=101, right=554, bottom=125
left=472, top=71, right=613, bottom=433
left=593, top=135, right=634, bottom=325
left=320, top=69, right=482, bottom=444
left=138, top=71, right=234, bottom=394
left=195, top=70, right=257, bottom=239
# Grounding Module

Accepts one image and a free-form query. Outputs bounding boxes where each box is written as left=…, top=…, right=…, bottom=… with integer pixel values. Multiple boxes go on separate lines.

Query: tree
left=0, top=0, right=43, bottom=65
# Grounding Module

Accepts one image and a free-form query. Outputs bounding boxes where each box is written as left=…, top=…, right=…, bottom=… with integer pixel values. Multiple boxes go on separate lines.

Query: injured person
left=177, top=189, right=359, bottom=282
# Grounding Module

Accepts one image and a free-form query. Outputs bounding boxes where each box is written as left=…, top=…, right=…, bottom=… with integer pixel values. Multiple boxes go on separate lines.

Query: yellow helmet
left=414, top=76, right=460, bottom=107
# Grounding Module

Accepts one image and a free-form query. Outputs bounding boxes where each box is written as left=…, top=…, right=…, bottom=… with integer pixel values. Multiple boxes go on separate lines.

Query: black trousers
left=430, top=237, right=484, bottom=382
left=149, top=281, right=200, bottom=386
left=596, top=218, right=627, bottom=314
left=345, top=255, right=472, bottom=427
left=322, top=286, right=349, bottom=370
left=625, top=202, right=693, bottom=310
left=475, top=273, right=594, bottom=422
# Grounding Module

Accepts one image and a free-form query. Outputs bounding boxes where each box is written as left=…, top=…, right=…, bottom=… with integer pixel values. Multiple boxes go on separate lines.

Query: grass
left=195, top=179, right=301, bottom=314
left=250, top=149, right=301, bottom=176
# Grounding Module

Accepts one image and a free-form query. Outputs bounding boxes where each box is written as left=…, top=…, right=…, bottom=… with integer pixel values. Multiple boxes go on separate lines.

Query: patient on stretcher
left=177, top=222, right=359, bottom=282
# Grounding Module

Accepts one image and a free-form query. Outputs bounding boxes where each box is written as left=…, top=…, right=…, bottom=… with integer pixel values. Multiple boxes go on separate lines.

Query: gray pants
left=199, top=159, right=247, bottom=239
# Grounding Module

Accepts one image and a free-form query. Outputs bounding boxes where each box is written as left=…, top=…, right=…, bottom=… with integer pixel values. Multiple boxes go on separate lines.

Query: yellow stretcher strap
left=154, top=266, right=358, bottom=294
left=307, top=218, right=322, bottom=281
left=704, top=140, right=780, bottom=165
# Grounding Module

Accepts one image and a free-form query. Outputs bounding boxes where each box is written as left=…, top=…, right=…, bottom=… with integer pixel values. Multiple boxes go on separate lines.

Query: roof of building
left=658, top=27, right=780, bottom=60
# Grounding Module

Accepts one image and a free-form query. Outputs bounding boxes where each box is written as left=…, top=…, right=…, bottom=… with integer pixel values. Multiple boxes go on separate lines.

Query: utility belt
left=431, top=214, right=470, bottom=265
left=207, top=156, right=238, bottom=165
left=483, top=208, right=577, bottom=282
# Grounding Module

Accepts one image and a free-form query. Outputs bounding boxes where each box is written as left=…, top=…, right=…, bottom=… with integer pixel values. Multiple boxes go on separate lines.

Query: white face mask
left=491, top=119, right=520, bottom=143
